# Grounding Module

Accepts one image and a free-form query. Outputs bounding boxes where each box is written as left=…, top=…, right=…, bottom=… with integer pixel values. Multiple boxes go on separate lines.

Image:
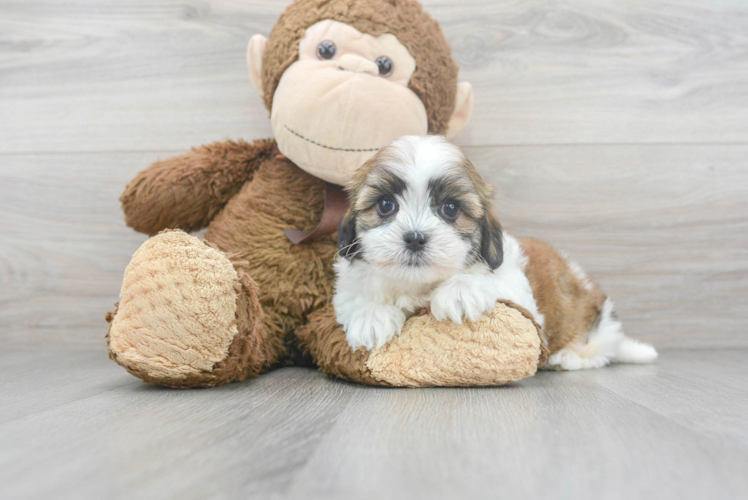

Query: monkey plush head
left=246, top=0, right=473, bottom=186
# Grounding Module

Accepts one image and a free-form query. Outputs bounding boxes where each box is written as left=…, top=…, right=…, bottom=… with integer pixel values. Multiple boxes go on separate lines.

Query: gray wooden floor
left=2, top=1, right=748, bottom=499
left=1, top=347, right=747, bottom=500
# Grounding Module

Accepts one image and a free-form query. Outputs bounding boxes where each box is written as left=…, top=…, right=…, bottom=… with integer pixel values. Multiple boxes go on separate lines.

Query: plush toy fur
left=106, top=0, right=545, bottom=388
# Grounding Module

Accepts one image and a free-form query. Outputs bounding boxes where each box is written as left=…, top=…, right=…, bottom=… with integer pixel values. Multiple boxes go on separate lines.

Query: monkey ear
left=247, top=34, right=267, bottom=98
left=338, top=210, right=360, bottom=259
left=480, top=210, right=503, bottom=270
left=445, top=82, right=474, bottom=139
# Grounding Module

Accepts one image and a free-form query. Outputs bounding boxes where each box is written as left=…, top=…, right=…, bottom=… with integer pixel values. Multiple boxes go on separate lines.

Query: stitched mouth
left=284, top=125, right=383, bottom=152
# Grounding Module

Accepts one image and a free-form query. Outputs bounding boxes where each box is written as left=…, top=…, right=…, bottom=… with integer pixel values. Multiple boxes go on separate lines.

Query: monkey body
left=203, top=146, right=337, bottom=367
left=106, top=0, right=545, bottom=388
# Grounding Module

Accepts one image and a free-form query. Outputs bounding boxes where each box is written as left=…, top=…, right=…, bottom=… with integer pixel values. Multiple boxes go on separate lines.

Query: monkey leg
left=106, top=230, right=284, bottom=388
left=298, top=301, right=546, bottom=388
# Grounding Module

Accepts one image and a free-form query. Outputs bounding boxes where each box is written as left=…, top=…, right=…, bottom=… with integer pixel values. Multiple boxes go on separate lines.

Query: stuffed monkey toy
left=106, top=0, right=546, bottom=388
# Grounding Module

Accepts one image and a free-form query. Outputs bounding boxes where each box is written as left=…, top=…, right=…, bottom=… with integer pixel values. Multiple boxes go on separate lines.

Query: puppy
left=333, top=135, right=657, bottom=370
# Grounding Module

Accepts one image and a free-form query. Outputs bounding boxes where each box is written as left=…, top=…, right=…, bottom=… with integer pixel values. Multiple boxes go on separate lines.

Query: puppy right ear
left=479, top=209, right=503, bottom=270
left=338, top=209, right=359, bottom=259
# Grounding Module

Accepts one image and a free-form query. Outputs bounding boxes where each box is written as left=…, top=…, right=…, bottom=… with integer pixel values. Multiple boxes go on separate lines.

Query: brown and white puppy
left=333, top=135, right=657, bottom=370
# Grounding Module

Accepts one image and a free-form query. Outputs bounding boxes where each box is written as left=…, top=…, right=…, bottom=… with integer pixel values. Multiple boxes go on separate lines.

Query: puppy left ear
left=338, top=210, right=359, bottom=259
left=480, top=210, right=503, bottom=270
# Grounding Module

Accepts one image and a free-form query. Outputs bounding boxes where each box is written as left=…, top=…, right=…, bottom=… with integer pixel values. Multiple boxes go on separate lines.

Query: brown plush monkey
left=106, top=0, right=545, bottom=388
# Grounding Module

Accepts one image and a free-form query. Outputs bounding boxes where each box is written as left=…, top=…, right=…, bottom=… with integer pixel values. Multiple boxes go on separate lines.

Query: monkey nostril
left=403, top=231, right=428, bottom=252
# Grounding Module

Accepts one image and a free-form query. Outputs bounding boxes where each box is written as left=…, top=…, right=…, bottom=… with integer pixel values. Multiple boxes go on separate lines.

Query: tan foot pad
left=108, top=230, right=240, bottom=384
left=365, top=301, right=542, bottom=387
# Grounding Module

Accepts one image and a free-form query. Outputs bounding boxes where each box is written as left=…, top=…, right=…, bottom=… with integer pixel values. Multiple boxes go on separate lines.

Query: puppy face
left=339, top=135, right=503, bottom=283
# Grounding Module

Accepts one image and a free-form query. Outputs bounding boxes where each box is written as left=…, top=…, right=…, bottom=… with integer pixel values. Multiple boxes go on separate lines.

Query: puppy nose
left=403, top=231, right=428, bottom=252
left=337, top=54, right=379, bottom=76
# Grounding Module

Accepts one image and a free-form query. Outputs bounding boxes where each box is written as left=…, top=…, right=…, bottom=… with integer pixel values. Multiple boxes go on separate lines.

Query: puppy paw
left=341, top=304, right=407, bottom=351
left=430, top=275, right=496, bottom=324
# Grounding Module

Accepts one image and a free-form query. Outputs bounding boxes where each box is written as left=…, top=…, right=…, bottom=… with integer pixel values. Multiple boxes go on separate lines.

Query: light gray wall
left=2, top=0, right=746, bottom=348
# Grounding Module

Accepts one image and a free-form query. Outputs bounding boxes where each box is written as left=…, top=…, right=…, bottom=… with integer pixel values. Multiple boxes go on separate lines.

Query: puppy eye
left=440, top=202, right=460, bottom=220
left=317, top=40, right=336, bottom=60
left=375, top=56, right=393, bottom=77
left=376, top=198, right=397, bottom=216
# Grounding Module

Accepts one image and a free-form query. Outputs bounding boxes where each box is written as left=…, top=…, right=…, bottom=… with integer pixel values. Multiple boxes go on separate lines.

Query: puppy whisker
left=338, top=237, right=363, bottom=259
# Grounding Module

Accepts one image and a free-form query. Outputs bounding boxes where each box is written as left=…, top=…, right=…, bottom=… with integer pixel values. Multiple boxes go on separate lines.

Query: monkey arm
left=121, top=138, right=277, bottom=235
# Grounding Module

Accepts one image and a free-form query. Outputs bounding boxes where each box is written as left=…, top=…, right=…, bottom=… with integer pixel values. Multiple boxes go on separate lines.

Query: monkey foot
left=107, top=230, right=267, bottom=388
left=299, top=301, right=545, bottom=387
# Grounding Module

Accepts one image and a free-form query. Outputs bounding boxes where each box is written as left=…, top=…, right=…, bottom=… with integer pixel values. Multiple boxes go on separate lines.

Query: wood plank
left=2, top=144, right=745, bottom=348
left=2, top=0, right=748, bottom=153
left=574, top=349, right=748, bottom=450
left=2, top=349, right=746, bottom=500
left=0, top=349, right=137, bottom=424
left=0, top=364, right=358, bottom=499
left=0, top=152, right=153, bottom=348
left=449, top=0, right=748, bottom=146
left=288, top=361, right=748, bottom=499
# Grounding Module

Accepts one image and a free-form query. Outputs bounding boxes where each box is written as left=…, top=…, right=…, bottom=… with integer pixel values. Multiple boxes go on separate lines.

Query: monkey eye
left=376, top=198, right=398, bottom=216
left=375, top=56, right=393, bottom=77
left=440, top=202, right=460, bottom=220
left=317, top=40, right=337, bottom=60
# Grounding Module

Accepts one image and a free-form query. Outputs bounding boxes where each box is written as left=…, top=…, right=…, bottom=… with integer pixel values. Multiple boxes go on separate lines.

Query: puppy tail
left=597, top=298, right=657, bottom=364
left=590, top=298, right=657, bottom=365
left=540, top=299, right=658, bottom=371
left=615, top=336, right=658, bottom=364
